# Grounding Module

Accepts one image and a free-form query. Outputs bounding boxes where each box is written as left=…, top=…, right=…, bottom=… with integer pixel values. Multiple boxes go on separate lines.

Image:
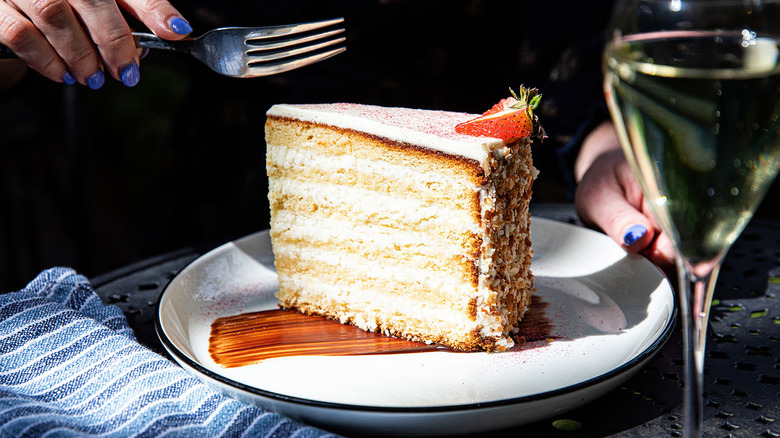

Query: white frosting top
left=266, top=103, right=505, bottom=163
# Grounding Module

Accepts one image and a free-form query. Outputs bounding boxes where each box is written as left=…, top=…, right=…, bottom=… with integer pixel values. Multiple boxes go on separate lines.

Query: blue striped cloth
left=0, top=267, right=338, bottom=437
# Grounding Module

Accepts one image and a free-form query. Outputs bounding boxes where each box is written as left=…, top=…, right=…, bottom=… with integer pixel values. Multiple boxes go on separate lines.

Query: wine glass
left=603, top=0, right=780, bottom=435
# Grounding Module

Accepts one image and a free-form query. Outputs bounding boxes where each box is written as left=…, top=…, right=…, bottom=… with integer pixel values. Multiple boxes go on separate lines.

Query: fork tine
left=246, top=28, right=344, bottom=51
left=240, top=17, right=344, bottom=41
left=246, top=37, right=346, bottom=62
left=244, top=47, right=346, bottom=78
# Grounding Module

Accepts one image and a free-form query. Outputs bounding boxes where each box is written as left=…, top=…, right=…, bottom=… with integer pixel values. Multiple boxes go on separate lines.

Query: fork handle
left=0, top=33, right=186, bottom=59
left=132, top=32, right=191, bottom=53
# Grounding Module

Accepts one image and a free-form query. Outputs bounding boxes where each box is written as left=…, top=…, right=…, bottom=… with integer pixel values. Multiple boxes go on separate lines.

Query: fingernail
left=139, top=47, right=150, bottom=60
left=62, top=71, right=76, bottom=85
left=623, top=224, right=647, bottom=246
left=87, top=70, right=104, bottom=90
left=120, top=62, right=140, bottom=87
left=169, top=17, right=192, bottom=35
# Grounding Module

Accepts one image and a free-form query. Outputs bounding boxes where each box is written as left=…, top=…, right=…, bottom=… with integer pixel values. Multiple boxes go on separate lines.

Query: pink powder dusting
left=293, top=102, right=485, bottom=141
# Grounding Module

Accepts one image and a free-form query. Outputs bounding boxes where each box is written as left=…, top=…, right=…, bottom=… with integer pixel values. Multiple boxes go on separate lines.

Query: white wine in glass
left=603, top=1, right=780, bottom=436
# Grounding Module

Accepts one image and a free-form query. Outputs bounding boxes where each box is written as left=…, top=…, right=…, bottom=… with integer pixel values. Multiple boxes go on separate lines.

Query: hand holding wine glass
left=603, top=0, right=780, bottom=436
left=574, top=120, right=677, bottom=267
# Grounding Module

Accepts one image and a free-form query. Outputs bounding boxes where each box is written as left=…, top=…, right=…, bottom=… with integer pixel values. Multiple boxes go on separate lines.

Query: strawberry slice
left=455, top=86, right=544, bottom=143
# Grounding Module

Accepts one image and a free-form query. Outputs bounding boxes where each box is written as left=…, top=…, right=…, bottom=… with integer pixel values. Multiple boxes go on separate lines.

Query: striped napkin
left=0, top=267, right=337, bottom=437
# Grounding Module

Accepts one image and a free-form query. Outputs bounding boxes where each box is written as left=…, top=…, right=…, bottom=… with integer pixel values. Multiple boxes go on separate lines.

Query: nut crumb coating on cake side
left=477, top=137, right=536, bottom=350
left=264, top=103, right=536, bottom=352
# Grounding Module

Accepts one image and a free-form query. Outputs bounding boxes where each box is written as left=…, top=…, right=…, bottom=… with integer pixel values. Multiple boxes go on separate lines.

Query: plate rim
left=155, top=217, right=676, bottom=414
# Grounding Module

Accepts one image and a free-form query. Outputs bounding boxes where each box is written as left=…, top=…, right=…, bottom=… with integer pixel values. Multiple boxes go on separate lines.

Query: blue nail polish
left=120, top=63, right=140, bottom=87
left=87, top=70, right=104, bottom=90
left=139, top=47, right=150, bottom=60
left=623, top=224, right=647, bottom=246
left=62, top=71, right=76, bottom=85
left=170, top=17, right=192, bottom=35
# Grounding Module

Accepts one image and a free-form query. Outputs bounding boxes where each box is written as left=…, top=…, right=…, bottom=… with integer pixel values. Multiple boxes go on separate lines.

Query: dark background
left=1, top=0, right=776, bottom=291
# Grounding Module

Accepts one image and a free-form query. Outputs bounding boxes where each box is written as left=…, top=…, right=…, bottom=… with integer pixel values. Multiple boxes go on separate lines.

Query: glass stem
left=677, top=257, right=720, bottom=438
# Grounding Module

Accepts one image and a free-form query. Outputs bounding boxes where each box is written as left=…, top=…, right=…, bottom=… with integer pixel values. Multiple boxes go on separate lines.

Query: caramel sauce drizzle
left=209, top=298, right=551, bottom=368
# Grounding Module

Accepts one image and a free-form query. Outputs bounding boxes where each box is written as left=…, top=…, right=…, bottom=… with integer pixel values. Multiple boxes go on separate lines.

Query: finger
left=636, top=183, right=676, bottom=266
left=68, top=0, right=139, bottom=86
left=641, top=230, right=676, bottom=267
left=8, top=0, right=106, bottom=87
left=0, top=2, right=70, bottom=82
left=118, top=0, right=192, bottom=39
left=575, top=151, right=657, bottom=253
left=615, top=154, right=645, bottom=210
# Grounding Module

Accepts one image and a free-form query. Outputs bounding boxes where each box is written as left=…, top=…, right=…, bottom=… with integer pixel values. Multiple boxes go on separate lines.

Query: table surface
left=91, top=203, right=780, bottom=438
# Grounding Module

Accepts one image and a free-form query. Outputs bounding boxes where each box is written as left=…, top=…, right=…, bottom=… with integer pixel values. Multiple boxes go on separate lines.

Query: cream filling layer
left=270, top=210, right=467, bottom=256
left=278, top=274, right=477, bottom=336
left=274, top=245, right=475, bottom=299
left=267, top=143, right=475, bottom=191
left=268, top=178, right=481, bottom=233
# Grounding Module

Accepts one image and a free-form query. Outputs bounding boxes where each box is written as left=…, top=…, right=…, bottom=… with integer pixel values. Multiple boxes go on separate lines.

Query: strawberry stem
left=510, top=85, right=545, bottom=140
left=508, top=86, right=541, bottom=111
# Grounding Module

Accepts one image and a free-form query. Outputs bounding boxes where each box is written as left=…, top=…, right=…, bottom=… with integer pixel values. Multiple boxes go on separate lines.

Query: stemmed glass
left=603, top=0, right=780, bottom=436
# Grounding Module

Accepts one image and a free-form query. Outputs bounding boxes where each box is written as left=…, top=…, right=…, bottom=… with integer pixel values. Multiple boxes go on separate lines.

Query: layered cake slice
left=265, top=90, right=541, bottom=351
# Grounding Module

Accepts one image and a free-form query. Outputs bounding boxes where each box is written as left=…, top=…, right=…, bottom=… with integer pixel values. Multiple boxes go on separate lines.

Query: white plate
left=156, top=217, right=675, bottom=436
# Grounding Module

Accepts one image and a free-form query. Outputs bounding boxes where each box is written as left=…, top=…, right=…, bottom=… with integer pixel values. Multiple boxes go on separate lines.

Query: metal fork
left=0, top=18, right=346, bottom=78
left=133, top=18, right=346, bottom=78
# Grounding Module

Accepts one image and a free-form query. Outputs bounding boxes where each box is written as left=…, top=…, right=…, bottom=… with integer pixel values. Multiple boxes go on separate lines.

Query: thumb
left=575, top=150, right=656, bottom=253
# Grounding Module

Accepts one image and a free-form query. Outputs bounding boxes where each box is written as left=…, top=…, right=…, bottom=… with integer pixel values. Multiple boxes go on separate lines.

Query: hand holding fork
left=0, top=0, right=344, bottom=88
left=0, top=0, right=193, bottom=88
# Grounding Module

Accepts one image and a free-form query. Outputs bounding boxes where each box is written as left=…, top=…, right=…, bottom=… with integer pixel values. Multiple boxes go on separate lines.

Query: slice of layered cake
left=265, top=89, right=541, bottom=351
